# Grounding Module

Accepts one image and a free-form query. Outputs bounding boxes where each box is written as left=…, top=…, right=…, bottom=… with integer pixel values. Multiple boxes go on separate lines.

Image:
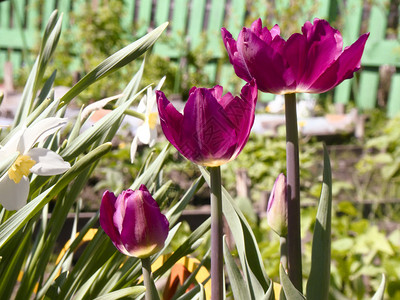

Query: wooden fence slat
left=122, top=0, right=136, bottom=31
left=154, top=0, right=170, bottom=26
left=333, top=0, right=363, bottom=105
left=187, top=0, right=206, bottom=49
left=0, top=0, right=10, bottom=29
left=206, top=0, right=226, bottom=57
left=387, top=73, right=400, bottom=118
left=358, top=0, right=388, bottom=110
left=136, top=0, right=153, bottom=36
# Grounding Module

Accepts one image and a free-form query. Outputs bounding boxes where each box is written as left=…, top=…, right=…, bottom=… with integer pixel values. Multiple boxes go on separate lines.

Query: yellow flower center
left=147, top=112, right=158, bottom=130
left=8, top=154, right=36, bottom=183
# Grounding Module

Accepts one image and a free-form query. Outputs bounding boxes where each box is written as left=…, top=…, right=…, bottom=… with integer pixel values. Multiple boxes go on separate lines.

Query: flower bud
left=100, top=185, right=169, bottom=258
left=267, top=173, right=288, bottom=237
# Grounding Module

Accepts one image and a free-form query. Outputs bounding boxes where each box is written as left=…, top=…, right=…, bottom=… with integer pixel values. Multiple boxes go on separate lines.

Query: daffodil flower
left=130, top=77, right=165, bottom=162
left=0, top=118, right=71, bottom=210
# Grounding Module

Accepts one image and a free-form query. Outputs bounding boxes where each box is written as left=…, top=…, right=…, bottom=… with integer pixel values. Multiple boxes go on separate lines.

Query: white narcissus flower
left=0, top=118, right=71, bottom=210
left=130, top=77, right=166, bottom=162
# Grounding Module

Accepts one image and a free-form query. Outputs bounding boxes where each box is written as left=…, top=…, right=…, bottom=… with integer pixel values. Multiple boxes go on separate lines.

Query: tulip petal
left=232, top=81, right=258, bottom=156
left=308, top=33, right=369, bottom=93
left=120, top=188, right=169, bottom=258
left=0, top=174, right=29, bottom=210
left=238, top=28, right=287, bottom=93
left=181, top=88, right=238, bottom=164
left=156, top=91, right=183, bottom=152
left=221, top=28, right=253, bottom=82
left=299, top=19, right=344, bottom=88
left=100, top=190, right=130, bottom=256
left=19, top=118, right=67, bottom=153
left=27, top=148, right=71, bottom=176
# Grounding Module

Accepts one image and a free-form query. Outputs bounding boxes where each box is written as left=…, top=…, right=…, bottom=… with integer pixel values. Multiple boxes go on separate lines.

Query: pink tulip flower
left=156, top=80, right=257, bottom=167
left=100, top=185, right=169, bottom=258
left=222, top=18, right=369, bottom=94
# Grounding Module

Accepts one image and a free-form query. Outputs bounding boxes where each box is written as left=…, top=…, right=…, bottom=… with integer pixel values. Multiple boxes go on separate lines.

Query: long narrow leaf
left=93, top=287, right=146, bottom=300
left=306, top=144, right=332, bottom=300
left=59, top=22, right=168, bottom=107
left=223, top=237, right=252, bottom=300
left=280, top=265, right=306, bottom=299
left=371, top=274, right=386, bottom=300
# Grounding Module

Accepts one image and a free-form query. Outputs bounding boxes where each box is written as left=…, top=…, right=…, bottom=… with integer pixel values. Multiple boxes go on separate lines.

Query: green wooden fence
left=1, top=0, right=399, bottom=116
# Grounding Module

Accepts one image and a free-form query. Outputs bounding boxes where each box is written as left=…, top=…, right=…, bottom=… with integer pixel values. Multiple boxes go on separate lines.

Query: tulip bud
left=267, top=173, right=288, bottom=237
left=100, top=185, right=169, bottom=258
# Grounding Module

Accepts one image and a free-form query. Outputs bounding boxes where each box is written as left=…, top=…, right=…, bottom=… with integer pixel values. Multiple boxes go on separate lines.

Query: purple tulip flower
left=100, top=185, right=169, bottom=258
left=267, top=173, right=288, bottom=237
left=156, top=81, right=258, bottom=167
left=222, top=18, right=369, bottom=94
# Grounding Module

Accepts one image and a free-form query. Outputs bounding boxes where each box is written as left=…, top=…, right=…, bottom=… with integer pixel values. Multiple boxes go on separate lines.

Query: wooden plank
left=0, top=0, right=11, bottom=29
left=136, top=0, right=153, bottom=36
left=224, top=0, right=246, bottom=37
left=122, top=0, right=136, bottom=31
left=0, top=29, right=36, bottom=48
left=153, top=0, right=190, bottom=58
left=386, top=73, right=400, bottom=118
left=27, top=0, right=40, bottom=31
left=205, top=0, right=226, bottom=57
left=187, top=0, right=206, bottom=49
left=154, top=0, right=170, bottom=26
left=333, top=0, right=363, bottom=105
left=57, top=0, right=73, bottom=29
left=357, top=69, right=380, bottom=110
left=357, top=0, right=388, bottom=110
left=0, top=51, right=7, bottom=79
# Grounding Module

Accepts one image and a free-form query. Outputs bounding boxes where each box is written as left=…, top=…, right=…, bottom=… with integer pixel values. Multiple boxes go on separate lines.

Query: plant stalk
left=210, top=166, right=223, bottom=300
left=284, top=93, right=302, bottom=292
left=141, top=257, right=160, bottom=300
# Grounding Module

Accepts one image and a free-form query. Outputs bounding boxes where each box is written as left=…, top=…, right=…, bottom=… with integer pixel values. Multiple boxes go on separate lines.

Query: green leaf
left=280, top=264, right=306, bottom=300
left=371, top=274, right=386, bottom=300
left=93, top=286, right=146, bottom=300
left=223, top=237, right=252, bottom=300
left=306, top=144, right=332, bottom=300
left=13, top=10, right=63, bottom=126
left=59, top=22, right=168, bottom=107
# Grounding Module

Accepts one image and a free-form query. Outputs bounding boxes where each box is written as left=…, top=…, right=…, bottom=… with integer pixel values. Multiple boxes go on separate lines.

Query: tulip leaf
left=93, top=286, right=146, bottom=300
left=223, top=237, right=252, bottom=300
left=280, top=264, right=306, bottom=299
left=0, top=143, right=112, bottom=248
left=13, top=10, right=63, bottom=126
left=59, top=22, right=168, bottom=107
left=199, top=166, right=271, bottom=295
left=306, top=144, right=332, bottom=300
left=371, top=274, right=386, bottom=300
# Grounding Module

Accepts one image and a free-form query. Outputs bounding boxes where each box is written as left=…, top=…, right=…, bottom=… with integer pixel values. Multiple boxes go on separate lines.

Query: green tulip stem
left=210, top=166, right=224, bottom=300
left=284, top=93, right=303, bottom=292
left=141, top=257, right=160, bottom=300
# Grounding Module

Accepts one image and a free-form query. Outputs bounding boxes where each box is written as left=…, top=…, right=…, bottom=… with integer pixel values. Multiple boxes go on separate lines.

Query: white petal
left=154, top=76, right=166, bottom=92
left=0, top=174, right=29, bottom=210
left=137, top=123, right=151, bottom=145
left=148, top=129, right=157, bottom=147
left=27, top=148, right=70, bottom=176
left=20, top=118, right=68, bottom=152
left=0, top=126, right=26, bottom=156
left=130, top=136, right=138, bottom=163
left=137, top=94, right=147, bottom=114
